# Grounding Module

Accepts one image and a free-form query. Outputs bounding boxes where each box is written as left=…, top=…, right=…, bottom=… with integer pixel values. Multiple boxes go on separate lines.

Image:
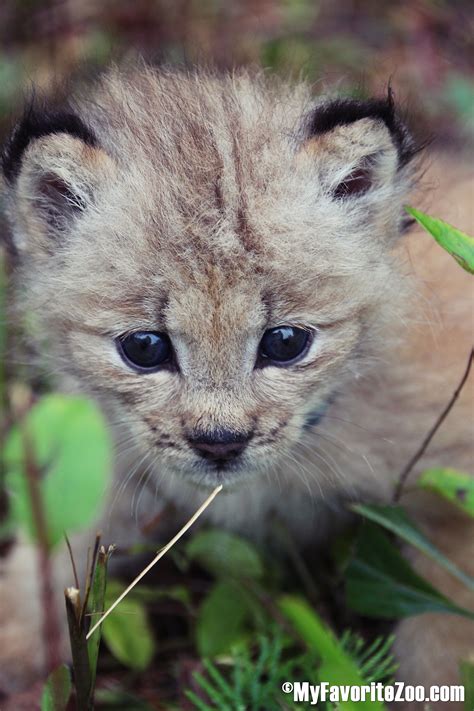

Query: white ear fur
left=12, top=133, right=116, bottom=250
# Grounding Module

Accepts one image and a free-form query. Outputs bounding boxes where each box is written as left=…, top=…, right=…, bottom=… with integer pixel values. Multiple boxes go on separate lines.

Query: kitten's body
left=1, top=66, right=473, bottom=706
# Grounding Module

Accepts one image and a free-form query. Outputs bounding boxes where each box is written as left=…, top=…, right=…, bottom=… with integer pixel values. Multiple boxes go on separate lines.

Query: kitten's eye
left=258, top=326, right=310, bottom=366
left=117, top=331, right=172, bottom=371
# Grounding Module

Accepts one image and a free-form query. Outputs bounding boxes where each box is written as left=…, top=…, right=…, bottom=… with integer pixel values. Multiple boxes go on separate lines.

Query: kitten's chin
left=177, top=458, right=261, bottom=490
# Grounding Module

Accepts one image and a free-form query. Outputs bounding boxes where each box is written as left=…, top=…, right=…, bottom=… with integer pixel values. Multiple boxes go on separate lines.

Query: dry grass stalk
left=86, top=484, right=223, bottom=639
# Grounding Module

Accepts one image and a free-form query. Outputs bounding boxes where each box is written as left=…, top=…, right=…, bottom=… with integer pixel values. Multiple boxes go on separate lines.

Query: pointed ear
left=2, top=105, right=116, bottom=251
left=299, top=91, right=417, bottom=200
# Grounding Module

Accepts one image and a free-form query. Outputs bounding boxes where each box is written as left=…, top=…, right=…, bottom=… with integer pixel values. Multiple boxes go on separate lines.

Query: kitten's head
left=2, top=68, right=418, bottom=488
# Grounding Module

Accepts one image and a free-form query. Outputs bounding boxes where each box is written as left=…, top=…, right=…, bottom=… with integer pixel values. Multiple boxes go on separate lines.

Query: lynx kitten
left=1, top=65, right=473, bottom=705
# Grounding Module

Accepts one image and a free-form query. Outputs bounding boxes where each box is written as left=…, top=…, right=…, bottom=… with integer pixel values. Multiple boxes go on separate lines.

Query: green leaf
left=419, top=468, right=474, bottom=518
left=4, top=394, right=111, bottom=547
left=345, top=523, right=474, bottom=620
left=279, top=595, right=386, bottom=711
left=87, top=546, right=113, bottom=688
left=41, top=664, right=72, bottom=711
left=196, top=580, right=252, bottom=657
left=351, top=503, right=474, bottom=592
left=102, top=580, right=155, bottom=670
left=460, top=658, right=474, bottom=711
left=406, top=206, right=474, bottom=273
left=186, top=530, right=264, bottom=579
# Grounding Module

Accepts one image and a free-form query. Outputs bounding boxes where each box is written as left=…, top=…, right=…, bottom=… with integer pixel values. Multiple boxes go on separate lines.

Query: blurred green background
left=0, top=0, right=473, bottom=148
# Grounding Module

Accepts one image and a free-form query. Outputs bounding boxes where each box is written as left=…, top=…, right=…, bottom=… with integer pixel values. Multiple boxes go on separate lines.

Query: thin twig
left=86, top=484, right=223, bottom=640
left=64, top=533, right=80, bottom=591
left=393, top=347, right=474, bottom=502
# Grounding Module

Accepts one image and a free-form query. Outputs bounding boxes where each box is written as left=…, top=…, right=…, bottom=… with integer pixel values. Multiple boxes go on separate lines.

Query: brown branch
left=23, top=432, right=62, bottom=673
left=393, top=347, right=474, bottom=502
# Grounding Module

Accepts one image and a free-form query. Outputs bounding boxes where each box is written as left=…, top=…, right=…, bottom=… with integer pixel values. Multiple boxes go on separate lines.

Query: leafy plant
left=345, top=522, right=474, bottom=620
left=279, top=596, right=386, bottom=711
left=187, top=621, right=398, bottom=711
left=351, top=504, right=474, bottom=593
left=63, top=541, right=115, bottom=711
left=406, top=206, right=474, bottom=273
left=186, top=630, right=319, bottom=711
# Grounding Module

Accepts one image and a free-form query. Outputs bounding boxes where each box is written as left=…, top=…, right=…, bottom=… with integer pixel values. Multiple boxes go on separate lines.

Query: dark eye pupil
left=259, top=326, right=309, bottom=364
left=118, top=332, right=171, bottom=370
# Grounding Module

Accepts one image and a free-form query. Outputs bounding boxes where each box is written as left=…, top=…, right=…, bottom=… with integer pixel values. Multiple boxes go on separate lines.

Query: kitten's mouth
left=186, top=452, right=257, bottom=487
left=193, top=456, right=246, bottom=477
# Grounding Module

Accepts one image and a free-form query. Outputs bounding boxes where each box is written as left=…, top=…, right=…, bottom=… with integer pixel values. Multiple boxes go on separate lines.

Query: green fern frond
left=187, top=625, right=397, bottom=710
left=341, top=631, right=398, bottom=684
left=186, top=628, right=314, bottom=711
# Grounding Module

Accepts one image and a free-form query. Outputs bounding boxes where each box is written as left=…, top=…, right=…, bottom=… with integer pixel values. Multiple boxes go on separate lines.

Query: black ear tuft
left=308, top=88, right=417, bottom=168
left=2, top=100, right=97, bottom=184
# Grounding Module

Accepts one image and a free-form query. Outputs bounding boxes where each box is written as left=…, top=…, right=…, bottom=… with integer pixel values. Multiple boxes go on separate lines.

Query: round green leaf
left=102, top=580, right=155, bottom=670
left=186, top=530, right=264, bottom=579
left=196, top=580, right=252, bottom=657
left=4, top=394, right=111, bottom=547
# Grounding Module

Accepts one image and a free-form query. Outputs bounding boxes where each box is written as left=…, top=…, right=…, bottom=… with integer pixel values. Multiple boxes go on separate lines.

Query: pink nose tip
left=188, top=428, right=252, bottom=462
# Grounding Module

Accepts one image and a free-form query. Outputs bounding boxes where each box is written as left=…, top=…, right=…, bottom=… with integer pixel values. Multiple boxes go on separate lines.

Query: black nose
left=188, top=428, right=252, bottom=463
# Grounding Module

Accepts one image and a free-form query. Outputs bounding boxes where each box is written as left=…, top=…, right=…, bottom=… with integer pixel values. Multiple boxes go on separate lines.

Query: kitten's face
left=3, top=70, right=415, bottom=488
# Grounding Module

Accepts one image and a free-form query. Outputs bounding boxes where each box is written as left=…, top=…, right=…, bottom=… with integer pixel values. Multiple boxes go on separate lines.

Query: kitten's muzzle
left=188, top=427, right=253, bottom=464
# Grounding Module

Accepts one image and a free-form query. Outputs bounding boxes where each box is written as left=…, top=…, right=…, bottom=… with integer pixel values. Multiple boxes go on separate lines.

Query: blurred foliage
left=0, top=0, right=472, bottom=147
left=4, top=393, right=111, bottom=548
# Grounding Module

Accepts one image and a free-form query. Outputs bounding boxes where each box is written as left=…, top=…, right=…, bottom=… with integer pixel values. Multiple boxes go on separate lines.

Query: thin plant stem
left=393, top=347, right=474, bottom=502
left=86, top=484, right=223, bottom=640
